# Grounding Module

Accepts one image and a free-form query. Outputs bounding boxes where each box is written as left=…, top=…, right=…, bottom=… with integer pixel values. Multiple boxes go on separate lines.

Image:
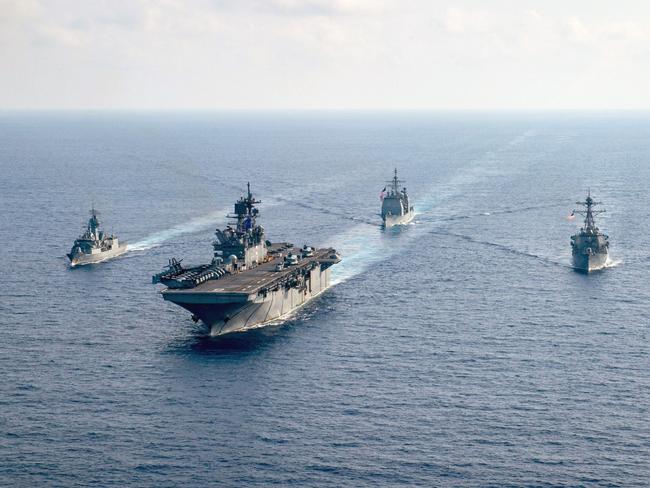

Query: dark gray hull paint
left=572, top=251, right=608, bottom=273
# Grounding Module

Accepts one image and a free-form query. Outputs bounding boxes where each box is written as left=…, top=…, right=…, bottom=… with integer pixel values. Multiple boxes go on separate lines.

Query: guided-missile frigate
left=380, top=168, right=414, bottom=227
left=152, top=184, right=341, bottom=336
left=67, top=208, right=127, bottom=266
left=570, top=190, right=610, bottom=272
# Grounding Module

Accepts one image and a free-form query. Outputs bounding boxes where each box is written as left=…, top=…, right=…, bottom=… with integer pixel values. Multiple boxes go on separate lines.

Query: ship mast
left=573, top=189, right=605, bottom=234
left=230, top=182, right=261, bottom=233
left=87, top=206, right=101, bottom=238
left=241, top=182, right=259, bottom=215
left=387, top=168, right=404, bottom=194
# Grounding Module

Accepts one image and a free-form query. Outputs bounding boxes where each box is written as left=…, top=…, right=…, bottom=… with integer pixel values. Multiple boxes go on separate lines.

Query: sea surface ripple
left=1, top=112, right=649, bottom=487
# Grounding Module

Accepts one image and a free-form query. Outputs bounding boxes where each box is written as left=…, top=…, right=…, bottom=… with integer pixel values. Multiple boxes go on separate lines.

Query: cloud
left=208, top=0, right=386, bottom=16
left=565, top=16, right=650, bottom=45
left=566, top=17, right=595, bottom=44
left=138, top=0, right=223, bottom=34
left=36, top=24, right=87, bottom=47
left=262, top=0, right=384, bottom=16
left=442, top=6, right=494, bottom=35
left=2, top=1, right=650, bottom=109
left=0, top=0, right=41, bottom=23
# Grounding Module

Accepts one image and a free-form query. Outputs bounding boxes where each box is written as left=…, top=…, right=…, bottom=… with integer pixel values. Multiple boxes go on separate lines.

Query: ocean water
left=1, top=111, right=649, bottom=487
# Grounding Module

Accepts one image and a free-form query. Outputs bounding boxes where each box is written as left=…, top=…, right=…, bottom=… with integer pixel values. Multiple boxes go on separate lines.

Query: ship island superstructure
left=570, top=190, right=610, bottom=272
left=152, top=183, right=340, bottom=336
left=67, top=208, right=127, bottom=266
left=381, top=168, right=414, bottom=227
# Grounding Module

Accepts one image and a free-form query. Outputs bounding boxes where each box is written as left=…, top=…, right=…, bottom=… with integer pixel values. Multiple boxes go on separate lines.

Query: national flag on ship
left=567, top=210, right=576, bottom=221
left=379, top=186, right=387, bottom=201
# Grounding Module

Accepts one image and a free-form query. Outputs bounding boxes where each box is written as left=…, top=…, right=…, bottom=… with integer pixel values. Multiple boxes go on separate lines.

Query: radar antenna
left=386, top=168, right=405, bottom=194
left=572, top=189, right=605, bottom=233
left=87, top=205, right=101, bottom=234
left=228, top=182, right=261, bottom=233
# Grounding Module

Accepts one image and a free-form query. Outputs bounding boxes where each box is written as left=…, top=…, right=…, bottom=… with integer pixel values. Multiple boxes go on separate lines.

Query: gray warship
left=381, top=168, right=414, bottom=227
left=67, top=208, right=127, bottom=266
left=152, top=184, right=341, bottom=336
left=570, top=190, right=610, bottom=272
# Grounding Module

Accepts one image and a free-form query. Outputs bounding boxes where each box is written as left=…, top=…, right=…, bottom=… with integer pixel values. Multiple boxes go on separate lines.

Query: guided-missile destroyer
left=570, top=190, right=610, bottom=272
left=67, top=208, right=127, bottom=266
left=380, top=169, right=414, bottom=227
left=152, top=184, right=341, bottom=336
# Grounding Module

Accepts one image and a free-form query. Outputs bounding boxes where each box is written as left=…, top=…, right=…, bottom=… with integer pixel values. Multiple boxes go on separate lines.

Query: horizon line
left=3, top=108, right=650, bottom=113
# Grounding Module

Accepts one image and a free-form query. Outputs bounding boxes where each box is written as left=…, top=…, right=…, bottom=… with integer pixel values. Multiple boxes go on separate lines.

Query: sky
left=1, top=0, right=650, bottom=110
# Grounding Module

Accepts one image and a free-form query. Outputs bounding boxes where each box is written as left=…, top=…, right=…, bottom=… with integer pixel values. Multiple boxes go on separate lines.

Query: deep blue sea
left=1, top=112, right=649, bottom=487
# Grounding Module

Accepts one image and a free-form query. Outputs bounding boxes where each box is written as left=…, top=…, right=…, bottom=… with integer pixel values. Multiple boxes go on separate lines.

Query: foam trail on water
left=430, top=229, right=572, bottom=269
left=329, top=227, right=388, bottom=285
left=605, top=257, right=623, bottom=268
left=137, top=130, right=536, bottom=280
left=329, top=211, right=445, bottom=285
left=127, top=198, right=284, bottom=253
left=265, top=194, right=379, bottom=227
left=128, top=208, right=229, bottom=251
left=329, top=129, right=538, bottom=284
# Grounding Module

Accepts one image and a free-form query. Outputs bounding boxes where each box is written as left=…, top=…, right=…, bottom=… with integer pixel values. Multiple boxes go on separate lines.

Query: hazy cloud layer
left=1, top=0, right=649, bottom=109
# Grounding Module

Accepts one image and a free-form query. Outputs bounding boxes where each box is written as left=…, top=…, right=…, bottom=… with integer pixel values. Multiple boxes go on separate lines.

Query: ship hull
left=572, top=250, right=609, bottom=273
left=382, top=211, right=414, bottom=228
left=162, top=266, right=332, bottom=336
left=68, top=243, right=128, bottom=266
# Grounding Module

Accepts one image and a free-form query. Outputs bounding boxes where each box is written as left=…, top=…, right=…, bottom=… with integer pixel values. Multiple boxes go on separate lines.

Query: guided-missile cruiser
left=67, top=207, right=127, bottom=266
left=570, top=190, right=610, bottom=272
left=152, top=183, right=341, bottom=336
left=380, top=168, right=414, bottom=227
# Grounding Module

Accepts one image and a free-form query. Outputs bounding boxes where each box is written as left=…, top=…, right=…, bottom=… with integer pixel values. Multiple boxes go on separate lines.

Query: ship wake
left=605, top=257, right=623, bottom=268
left=430, top=229, right=573, bottom=269
left=128, top=208, right=229, bottom=252
left=329, top=129, right=539, bottom=284
left=267, top=194, right=380, bottom=227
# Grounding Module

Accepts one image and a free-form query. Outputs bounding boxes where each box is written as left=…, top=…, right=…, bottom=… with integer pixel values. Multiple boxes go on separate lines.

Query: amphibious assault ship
left=380, top=169, right=414, bottom=227
left=152, top=184, right=340, bottom=336
left=570, top=190, right=610, bottom=272
left=67, top=208, right=127, bottom=266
